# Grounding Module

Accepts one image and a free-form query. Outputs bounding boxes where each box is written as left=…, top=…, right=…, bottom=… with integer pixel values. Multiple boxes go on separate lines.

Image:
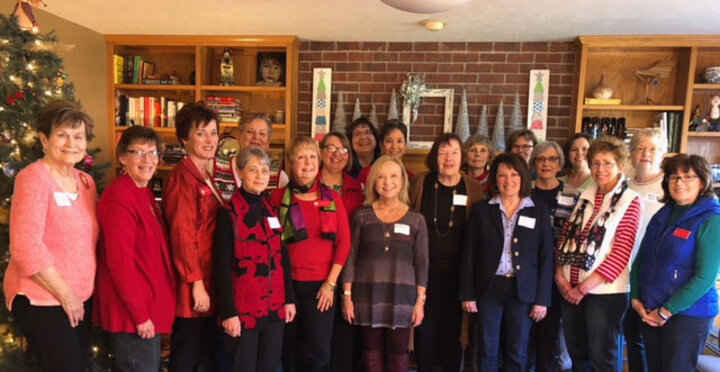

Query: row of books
left=115, top=94, right=186, bottom=128
left=655, top=111, right=683, bottom=153
left=113, top=55, right=156, bottom=85
left=206, top=96, right=243, bottom=124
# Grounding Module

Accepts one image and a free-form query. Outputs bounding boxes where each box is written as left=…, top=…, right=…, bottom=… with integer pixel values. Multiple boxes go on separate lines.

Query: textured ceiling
left=39, top=0, right=720, bottom=41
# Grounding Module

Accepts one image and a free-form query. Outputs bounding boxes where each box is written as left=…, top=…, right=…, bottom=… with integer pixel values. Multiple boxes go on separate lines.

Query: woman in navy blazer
left=460, top=153, right=554, bottom=372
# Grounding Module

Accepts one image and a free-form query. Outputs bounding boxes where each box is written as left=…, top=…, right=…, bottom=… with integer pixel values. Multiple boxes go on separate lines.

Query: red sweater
left=270, top=187, right=352, bottom=281
left=95, top=175, right=177, bottom=333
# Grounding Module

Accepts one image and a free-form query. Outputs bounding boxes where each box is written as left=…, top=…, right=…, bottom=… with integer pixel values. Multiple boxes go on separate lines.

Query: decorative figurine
left=220, top=48, right=234, bottom=86
left=592, top=74, right=614, bottom=99
left=710, top=95, right=720, bottom=120
left=635, top=60, right=674, bottom=104
left=689, top=105, right=701, bottom=132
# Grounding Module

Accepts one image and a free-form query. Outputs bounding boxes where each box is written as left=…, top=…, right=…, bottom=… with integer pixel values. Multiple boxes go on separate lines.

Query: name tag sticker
left=394, top=223, right=410, bottom=235
left=267, top=217, right=281, bottom=229
left=53, top=192, right=71, bottom=207
left=646, top=193, right=661, bottom=203
left=453, top=194, right=468, bottom=206
left=557, top=195, right=575, bottom=206
left=673, top=228, right=691, bottom=240
left=518, top=216, right=536, bottom=229
left=314, top=200, right=332, bottom=208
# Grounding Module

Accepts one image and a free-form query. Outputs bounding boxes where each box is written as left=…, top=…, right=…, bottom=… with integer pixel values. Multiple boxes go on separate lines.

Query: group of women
left=5, top=99, right=720, bottom=372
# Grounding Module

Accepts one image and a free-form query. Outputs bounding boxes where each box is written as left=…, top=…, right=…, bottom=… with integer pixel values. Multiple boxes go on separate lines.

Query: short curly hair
left=37, top=100, right=95, bottom=141
left=586, top=136, right=629, bottom=169
left=660, top=154, right=714, bottom=203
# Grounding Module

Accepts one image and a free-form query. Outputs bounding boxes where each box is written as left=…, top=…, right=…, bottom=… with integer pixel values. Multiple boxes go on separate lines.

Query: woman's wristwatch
left=658, top=308, right=670, bottom=321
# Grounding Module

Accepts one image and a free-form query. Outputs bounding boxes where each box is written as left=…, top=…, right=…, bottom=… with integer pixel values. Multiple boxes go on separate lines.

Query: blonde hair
left=364, top=155, right=410, bottom=206
left=629, top=128, right=668, bottom=155
left=287, top=136, right=321, bottom=182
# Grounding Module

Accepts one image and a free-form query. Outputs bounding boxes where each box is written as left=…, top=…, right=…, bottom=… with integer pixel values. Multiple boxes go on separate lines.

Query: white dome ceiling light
left=380, top=0, right=472, bottom=14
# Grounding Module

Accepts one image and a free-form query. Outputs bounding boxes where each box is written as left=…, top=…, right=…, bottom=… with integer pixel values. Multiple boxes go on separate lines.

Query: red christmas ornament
left=7, top=91, right=25, bottom=106
left=82, top=154, right=94, bottom=168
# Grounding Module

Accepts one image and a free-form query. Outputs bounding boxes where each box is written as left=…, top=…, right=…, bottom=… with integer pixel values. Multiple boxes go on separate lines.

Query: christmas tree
left=476, top=104, right=489, bottom=137
left=454, top=88, right=470, bottom=142
left=492, top=101, right=506, bottom=152
left=333, top=91, right=347, bottom=133
left=0, top=13, right=108, bottom=369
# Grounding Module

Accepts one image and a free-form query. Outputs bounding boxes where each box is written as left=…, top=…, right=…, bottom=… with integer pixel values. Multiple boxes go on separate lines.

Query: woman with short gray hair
left=214, top=147, right=296, bottom=372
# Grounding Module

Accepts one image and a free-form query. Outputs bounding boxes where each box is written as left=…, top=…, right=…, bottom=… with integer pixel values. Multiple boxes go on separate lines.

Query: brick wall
left=297, top=41, right=576, bottom=144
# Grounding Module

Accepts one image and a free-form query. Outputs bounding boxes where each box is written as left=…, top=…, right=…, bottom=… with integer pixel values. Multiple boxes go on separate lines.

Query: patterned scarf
left=557, top=181, right=628, bottom=271
left=279, top=179, right=338, bottom=244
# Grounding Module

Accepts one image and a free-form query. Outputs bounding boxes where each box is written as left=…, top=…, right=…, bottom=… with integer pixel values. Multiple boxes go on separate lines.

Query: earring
left=42, top=148, right=46, bottom=153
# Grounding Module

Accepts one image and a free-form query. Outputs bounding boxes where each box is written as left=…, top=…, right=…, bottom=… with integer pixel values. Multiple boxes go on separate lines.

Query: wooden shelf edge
left=115, top=84, right=195, bottom=91
left=582, top=105, right=685, bottom=111
left=201, top=85, right=285, bottom=93
left=693, top=83, right=720, bottom=90
left=687, top=132, right=720, bottom=137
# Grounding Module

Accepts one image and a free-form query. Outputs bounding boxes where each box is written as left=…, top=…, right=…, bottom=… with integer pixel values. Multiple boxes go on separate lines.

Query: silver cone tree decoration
left=476, top=105, right=489, bottom=137
left=333, top=92, right=348, bottom=133
left=492, top=101, right=506, bottom=152
left=369, top=103, right=379, bottom=128
left=510, top=92, right=524, bottom=132
left=455, top=89, right=470, bottom=142
left=387, top=89, right=399, bottom=121
left=352, top=97, right=362, bottom=122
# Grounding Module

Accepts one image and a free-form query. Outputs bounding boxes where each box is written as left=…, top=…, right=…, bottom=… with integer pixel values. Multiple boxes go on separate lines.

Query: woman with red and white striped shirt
left=555, top=136, right=642, bottom=372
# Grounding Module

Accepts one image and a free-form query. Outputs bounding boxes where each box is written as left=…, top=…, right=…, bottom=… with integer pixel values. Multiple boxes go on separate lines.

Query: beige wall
left=2, top=2, right=109, bottom=180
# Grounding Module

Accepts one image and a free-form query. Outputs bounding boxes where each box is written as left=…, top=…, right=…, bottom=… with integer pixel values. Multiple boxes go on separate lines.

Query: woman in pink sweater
left=3, top=100, right=99, bottom=371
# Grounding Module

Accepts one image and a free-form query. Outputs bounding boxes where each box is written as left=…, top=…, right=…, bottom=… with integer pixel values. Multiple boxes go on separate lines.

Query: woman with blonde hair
left=343, top=156, right=429, bottom=371
left=270, top=136, right=351, bottom=371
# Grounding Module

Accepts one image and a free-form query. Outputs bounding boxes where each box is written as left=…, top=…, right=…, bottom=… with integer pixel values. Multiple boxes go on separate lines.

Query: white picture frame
left=402, top=88, right=454, bottom=149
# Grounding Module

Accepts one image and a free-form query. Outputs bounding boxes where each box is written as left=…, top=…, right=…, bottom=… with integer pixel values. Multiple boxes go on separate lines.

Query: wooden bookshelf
left=571, top=36, right=720, bottom=159
left=105, top=35, right=300, bottom=180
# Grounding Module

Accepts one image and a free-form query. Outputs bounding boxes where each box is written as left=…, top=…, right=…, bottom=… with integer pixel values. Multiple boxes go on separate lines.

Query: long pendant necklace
left=433, top=181, right=457, bottom=237
left=383, top=223, right=392, bottom=252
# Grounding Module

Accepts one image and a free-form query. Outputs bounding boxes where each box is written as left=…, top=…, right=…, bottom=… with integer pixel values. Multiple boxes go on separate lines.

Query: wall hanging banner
left=311, top=68, right=332, bottom=141
left=527, top=69, right=550, bottom=141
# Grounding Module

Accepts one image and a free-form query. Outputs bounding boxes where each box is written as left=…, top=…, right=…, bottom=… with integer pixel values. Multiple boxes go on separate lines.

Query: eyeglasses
left=352, top=129, right=373, bottom=138
left=323, top=145, right=349, bottom=155
left=535, top=156, right=559, bottom=164
left=513, top=144, right=534, bottom=151
left=126, top=149, right=160, bottom=159
left=668, top=174, right=699, bottom=183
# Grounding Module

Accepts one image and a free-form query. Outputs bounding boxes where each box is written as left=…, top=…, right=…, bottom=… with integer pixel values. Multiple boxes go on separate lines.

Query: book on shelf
left=653, top=111, right=683, bottom=153
left=585, top=98, right=622, bottom=105
left=206, top=96, right=244, bottom=124
left=116, top=93, right=187, bottom=128
left=113, top=55, right=124, bottom=84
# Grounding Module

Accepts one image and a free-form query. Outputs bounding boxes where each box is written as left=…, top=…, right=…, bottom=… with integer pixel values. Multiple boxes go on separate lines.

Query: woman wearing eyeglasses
left=96, top=126, right=176, bottom=371
left=506, top=129, right=538, bottom=164
left=555, top=136, right=642, bottom=372
left=347, top=118, right=381, bottom=179
left=318, top=131, right=364, bottom=371
left=630, top=154, right=720, bottom=372
left=623, top=128, right=667, bottom=372
left=163, top=103, right=226, bottom=371
left=527, top=141, right=572, bottom=372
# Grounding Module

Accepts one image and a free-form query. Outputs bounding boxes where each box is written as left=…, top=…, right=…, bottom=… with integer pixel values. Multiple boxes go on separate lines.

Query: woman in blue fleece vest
left=630, top=154, right=720, bottom=372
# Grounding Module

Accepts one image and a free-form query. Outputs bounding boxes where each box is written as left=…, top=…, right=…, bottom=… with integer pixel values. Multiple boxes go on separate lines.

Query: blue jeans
left=561, top=293, right=628, bottom=372
left=111, top=332, right=162, bottom=372
left=640, top=314, right=712, bottom=372
left=475, top=276, right=533, bottom=372
left=623, top=304, right=647, bottom=372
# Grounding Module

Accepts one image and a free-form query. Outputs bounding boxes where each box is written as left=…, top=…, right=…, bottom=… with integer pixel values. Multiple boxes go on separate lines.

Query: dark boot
left=387, top=352, right=409, bottom=372
left=362, top=350, right=384, bottom=372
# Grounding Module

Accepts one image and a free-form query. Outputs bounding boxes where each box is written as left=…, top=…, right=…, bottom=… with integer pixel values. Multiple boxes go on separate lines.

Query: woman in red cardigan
left=162, top=102, right=225, bottom=371
left=96, top=126, right=176, bottom=371
left=214, top=147, right=297, bottom=372
left=270, top=136, right=352, bottom=371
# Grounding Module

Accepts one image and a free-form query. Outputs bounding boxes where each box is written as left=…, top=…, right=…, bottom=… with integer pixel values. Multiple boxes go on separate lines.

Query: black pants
left=331, top=291, right=361, bottom=371
left=414, top=272, right=463, bottom=372
left=622, top=304, right=647, bottom=372
left=283, top=281, right=336, bottom=372
left=11, top=295, right=92, bottom=372
left=226, top=320, right=284, bottom=372
left=561, top=293, right=628, bottom=372
left=111, top=332, right=162, bottom=372
left=170, top=316, right=227, bottom=372
left=528, top=285, right=563, bottom=372
left=641, top=314, right=712, bottom=372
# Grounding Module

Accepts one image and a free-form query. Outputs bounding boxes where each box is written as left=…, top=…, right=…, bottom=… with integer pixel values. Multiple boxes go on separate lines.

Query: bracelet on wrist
left=658, top=309, right=670, bottom=321
left=417, top=294, right=427, bottom=302
left=343, top=290, right=352, bottom=296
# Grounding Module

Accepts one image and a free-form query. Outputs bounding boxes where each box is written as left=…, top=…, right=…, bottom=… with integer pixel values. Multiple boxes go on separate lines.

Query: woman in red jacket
left=270, top=136, right=352, bottom=371
left=214, top=147, right=297, bottom=372
left=162, top=102, right=225, bottom=371
left=96, top=126, right=176, bottom=371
